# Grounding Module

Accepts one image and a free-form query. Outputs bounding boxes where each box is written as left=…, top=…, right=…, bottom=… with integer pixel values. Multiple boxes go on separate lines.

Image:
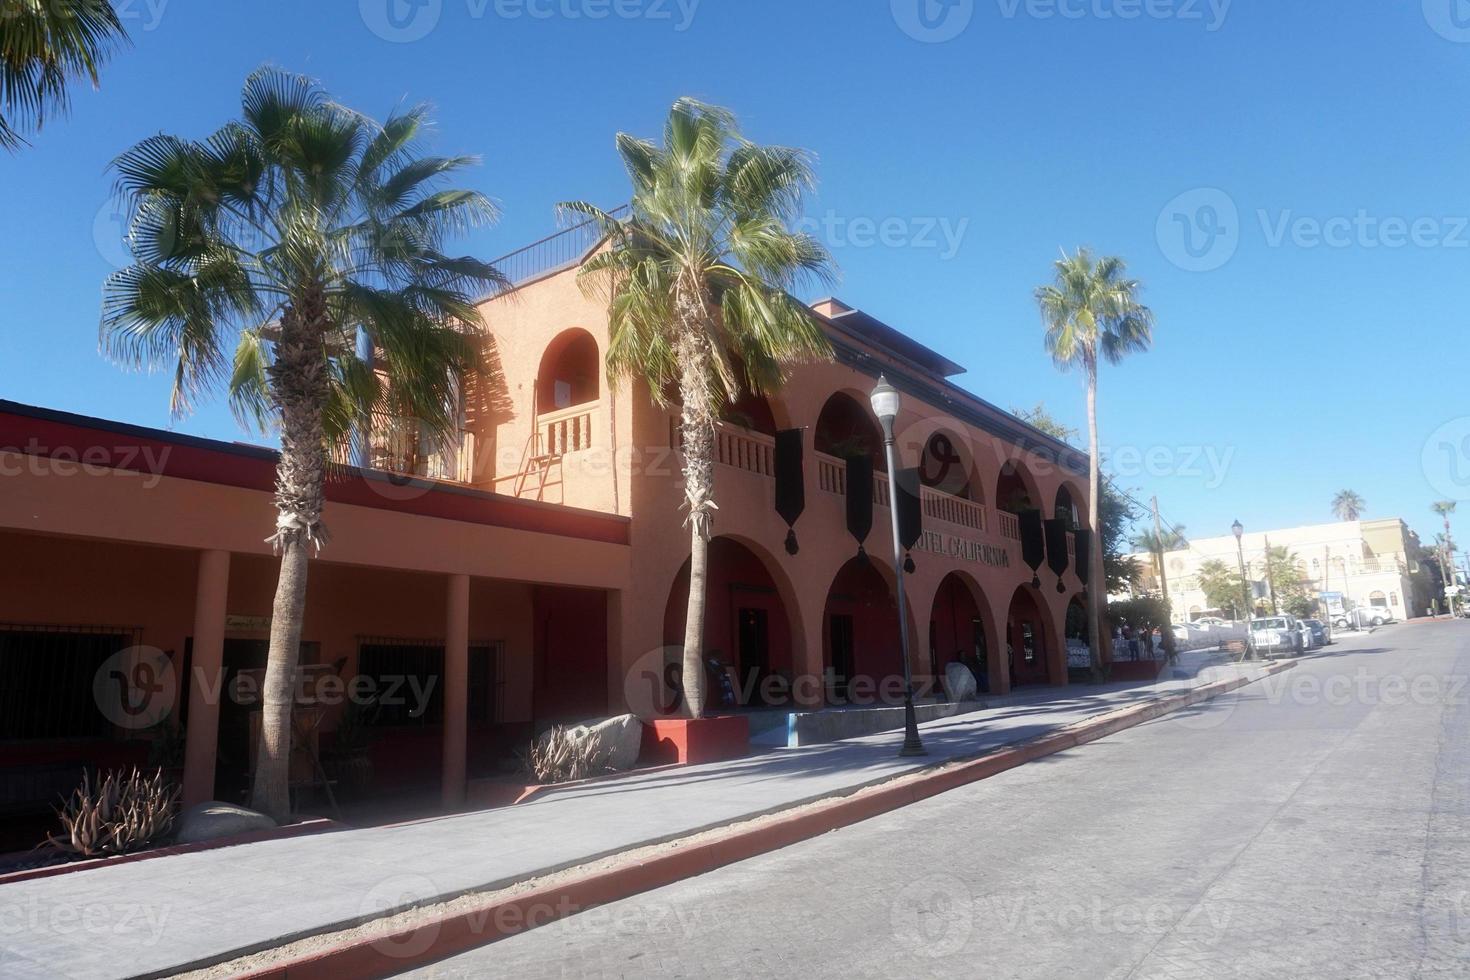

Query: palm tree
left=1332, top=490, right=1365, bottom=522
left=1, top=0, right=128, bottom=149
left=1433, top=500, right=1457, bottom=611
left=561, top=99, right=834, bottom=719
left=100, top=68, right=503, bottom=819
left=1036, top=249, right=1154, bottom=680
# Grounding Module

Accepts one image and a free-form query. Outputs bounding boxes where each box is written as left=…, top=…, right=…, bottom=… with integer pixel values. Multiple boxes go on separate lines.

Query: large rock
left=569, top=714, right=643, bottom=772
left=174, top=802, right=276, bottom=845
left=943, top=662, right=978, bottom=703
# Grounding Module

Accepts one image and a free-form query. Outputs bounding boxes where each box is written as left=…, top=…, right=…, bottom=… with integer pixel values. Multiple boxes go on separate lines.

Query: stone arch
left=821, top=554, right=919, bottom=705
left=663, top=535, right=804, bottom=708
left=536, top=328, right=600, bottom=413
left=1054, top=479, right=1087, bottom=530
left=815, top=390, right=885, bottom=472
left=927, top=571, right=1000, bottom=697
left=996, top=458, right=1043, bottom=514
left=1006, top=583, right=1062, bottom=686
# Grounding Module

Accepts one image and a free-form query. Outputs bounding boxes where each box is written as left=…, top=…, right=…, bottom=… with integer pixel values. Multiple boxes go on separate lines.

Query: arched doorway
left=536, top=329, right=600, bottom=413
left=996, top=460, right=1038, bottom=514
left=929, top=573, right=990, bottom=696
left=823, top=556, right=907, bottom=704
left=815, top=392, right=885, bottom=471
left=664, top=537, right=795, bottom=708
left=722, top=389, right=778, bottom=436
left=1007, top=585, right=1055, bottom=686
left=1064, top=597, right=1089, bottom=673
left=1054, top=484, right=1080, bottom=529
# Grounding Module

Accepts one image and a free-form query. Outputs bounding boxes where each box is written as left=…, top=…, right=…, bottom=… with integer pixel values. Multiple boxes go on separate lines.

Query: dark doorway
left=737, top=608, right=770, bottom=704
left=829, top=614, right=855, bottom=703
left=207, top=638, right=318, bottom=803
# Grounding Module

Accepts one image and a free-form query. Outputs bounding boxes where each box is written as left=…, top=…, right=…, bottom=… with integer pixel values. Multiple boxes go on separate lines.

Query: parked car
left=1249, top=616, right=1303, bottom=656
left=1332, top=607, right=1395, bottom=629
left=1301, top=619, right=1331, bottom=646
left=1193, top=616, right=1230, bottom=628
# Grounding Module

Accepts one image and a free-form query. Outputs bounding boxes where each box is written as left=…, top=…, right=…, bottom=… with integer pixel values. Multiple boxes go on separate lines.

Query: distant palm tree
left=100, top=68, right=503, bottom=818
left=1433, top=501, right=1457, bottom=610
left=1037, top=249, right=1154, bottom=680
left=1332, top=490, right=1365, bottom=522
left=1131, top=526, right=1187, bottom=556
left=1, top=0, right=128, bottom=149
left=562, top=99, right=834, bottom=719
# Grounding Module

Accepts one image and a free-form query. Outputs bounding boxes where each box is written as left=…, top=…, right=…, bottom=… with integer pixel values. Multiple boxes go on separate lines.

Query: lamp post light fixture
left=1232, top=519, right=1254, bottom=659
left=870, top=375, right=925, bottom=758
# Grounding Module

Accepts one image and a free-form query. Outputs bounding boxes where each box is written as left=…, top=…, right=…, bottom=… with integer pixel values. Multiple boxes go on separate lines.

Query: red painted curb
left=231, top=664, right=1294, bottom=980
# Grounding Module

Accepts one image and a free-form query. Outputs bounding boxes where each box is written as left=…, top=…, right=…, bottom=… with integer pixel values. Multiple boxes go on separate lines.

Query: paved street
left=405, top=620, right=1470, bottom=979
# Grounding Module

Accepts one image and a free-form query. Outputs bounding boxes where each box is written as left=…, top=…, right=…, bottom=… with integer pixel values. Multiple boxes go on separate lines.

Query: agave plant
left=527, top=726, right=605, bottom=785
left=47, top=767, right=180, bottom=858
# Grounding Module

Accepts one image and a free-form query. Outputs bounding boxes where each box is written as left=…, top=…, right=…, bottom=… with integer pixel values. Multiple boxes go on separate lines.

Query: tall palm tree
left=1036, top=249, right=1154, bottom=680
left=1, top=0, right=128, bottom=149
left=561, top=99, right=834, bottom=719
left=1433, top=500, right=1457, bottom=611
left=1332, top=490, right=1365, bottom=522
left=100, top=68, right=503, bottom=819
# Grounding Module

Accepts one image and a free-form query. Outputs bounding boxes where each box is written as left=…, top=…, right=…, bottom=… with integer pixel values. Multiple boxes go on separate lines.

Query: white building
left=1121, top=519, right=1432, bottom=623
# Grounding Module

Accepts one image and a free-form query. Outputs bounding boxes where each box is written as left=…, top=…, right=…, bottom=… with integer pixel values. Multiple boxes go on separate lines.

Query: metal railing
left=335, top=413, right=474, bottom=484
left=489, top=205, right=631, bottom=290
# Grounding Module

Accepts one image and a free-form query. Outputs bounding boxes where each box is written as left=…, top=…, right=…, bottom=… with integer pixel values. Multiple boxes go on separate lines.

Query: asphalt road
left=401, top=620, right=1470, bottom=979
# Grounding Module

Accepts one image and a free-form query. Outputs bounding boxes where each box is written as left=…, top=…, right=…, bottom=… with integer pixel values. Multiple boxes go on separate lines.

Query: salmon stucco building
left=0, top=219, right=1094, bottom=837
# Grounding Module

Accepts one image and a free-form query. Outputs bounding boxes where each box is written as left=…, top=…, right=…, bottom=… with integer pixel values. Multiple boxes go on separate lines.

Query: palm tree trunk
left=1086, top=364, right=1105, bottom=684
left=675, top=318, right=716, bottom=720
left=251, top=283, right=330, bottom=821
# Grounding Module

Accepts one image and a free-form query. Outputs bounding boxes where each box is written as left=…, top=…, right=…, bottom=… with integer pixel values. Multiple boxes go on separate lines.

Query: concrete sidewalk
left=0, top=658, right=1272, bottom=980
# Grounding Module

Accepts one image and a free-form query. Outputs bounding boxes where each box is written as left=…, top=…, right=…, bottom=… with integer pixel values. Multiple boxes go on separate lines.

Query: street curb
left=232, top=663, right=1296, bottom=980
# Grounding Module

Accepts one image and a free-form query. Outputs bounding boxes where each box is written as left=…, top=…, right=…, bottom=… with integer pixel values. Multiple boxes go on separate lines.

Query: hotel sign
left=914, top=530, right=1011, bottom=569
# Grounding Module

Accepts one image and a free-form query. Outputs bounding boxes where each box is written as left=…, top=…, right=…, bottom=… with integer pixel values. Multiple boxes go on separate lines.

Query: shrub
left=46, top=768, right=180, bottom=858
left=527, top=726, right=603, bottom=785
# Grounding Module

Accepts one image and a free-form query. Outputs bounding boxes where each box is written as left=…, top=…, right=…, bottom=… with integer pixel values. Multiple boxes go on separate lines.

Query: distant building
left=1119, top=519, right=1435, bottom=622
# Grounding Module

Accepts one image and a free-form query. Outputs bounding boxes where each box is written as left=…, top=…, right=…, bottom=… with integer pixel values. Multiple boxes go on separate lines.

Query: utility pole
left=1151, top=497, right=1171, bottom=617
left=1264, top=535, right=1279, bottom=615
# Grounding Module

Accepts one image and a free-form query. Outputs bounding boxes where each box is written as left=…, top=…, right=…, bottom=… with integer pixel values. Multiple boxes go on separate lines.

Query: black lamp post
left=1232, top=519, right=1254, bottom=659
left=871, top=376, right=925, bottom=758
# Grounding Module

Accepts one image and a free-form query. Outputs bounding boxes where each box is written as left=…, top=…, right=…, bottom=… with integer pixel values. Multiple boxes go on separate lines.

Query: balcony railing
left=538, top=403, right=597, bottom=457
left=998, top=511, right=1020, bottom=541
left=668, top=419, right=777, bottom=478
left=335, top=412, right=474, bottom=484
left=816, top=451, right=993, bottom=534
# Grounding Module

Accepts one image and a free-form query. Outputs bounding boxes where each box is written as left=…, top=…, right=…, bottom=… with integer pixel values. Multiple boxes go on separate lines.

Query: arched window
left=1369, top=590, right=1387, bottom=608
left=537, top=329, right=600, bottom=413
left=815, top=393, right=885, bottom=472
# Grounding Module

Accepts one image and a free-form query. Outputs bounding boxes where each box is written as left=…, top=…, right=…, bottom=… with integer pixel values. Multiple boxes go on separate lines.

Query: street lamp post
left=870, top=376, right=925, bottom=758
left=1233, top=520, right=1254, bottom=659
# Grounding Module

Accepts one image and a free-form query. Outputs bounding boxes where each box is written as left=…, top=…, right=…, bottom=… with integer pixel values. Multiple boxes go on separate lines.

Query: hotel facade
left=0, top=221, right=1093, bottom=830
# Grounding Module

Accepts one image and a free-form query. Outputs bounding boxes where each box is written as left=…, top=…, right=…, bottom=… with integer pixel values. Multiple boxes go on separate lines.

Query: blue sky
left=2, top=0, right=1467, bottom=549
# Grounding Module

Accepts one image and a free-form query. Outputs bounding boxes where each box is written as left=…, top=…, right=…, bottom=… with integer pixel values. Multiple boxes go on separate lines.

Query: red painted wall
left=532, top=586, right=609, bottom=728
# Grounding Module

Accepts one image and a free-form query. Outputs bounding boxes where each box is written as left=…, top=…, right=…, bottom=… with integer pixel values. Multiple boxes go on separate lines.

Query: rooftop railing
left=488, top=205, right=631, bottom=290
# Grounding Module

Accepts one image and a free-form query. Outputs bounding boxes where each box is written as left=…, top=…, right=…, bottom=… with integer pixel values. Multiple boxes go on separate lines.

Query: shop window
left=0, top=625, right=142, bottom=740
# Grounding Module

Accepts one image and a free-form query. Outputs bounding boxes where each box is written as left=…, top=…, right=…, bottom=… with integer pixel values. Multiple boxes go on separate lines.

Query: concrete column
left=442, top=573, right=470, bottom=809
left=182, top=549, right=230, bottom=807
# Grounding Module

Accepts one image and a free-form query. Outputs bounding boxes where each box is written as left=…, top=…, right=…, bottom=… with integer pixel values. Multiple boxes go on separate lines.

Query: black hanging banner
left=895, top=467, right=923, bottom=573
left=1044, top=518, right=1071, bottom=593
left=774, top=429, right=805, bottom=555
left=845, top=455, right=874, bottom=556
left=1019, top=508, right=1046, bottom=588
left=1073, top=528, right=1093, bottom=589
